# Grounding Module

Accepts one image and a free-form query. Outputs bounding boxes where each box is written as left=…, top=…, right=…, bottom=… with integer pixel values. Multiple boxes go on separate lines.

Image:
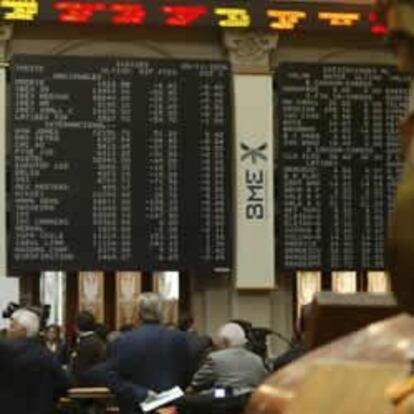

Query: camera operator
left=0, top=308, right=69, bottom=414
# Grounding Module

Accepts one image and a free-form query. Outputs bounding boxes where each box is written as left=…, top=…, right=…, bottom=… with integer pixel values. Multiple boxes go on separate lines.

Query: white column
left=225, top=31, right=278, bottom=289
left=40, top=272, right=66, bottom=325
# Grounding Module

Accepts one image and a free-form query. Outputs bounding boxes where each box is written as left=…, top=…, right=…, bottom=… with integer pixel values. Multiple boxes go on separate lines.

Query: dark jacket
left=43, top=340, right=70, bottom=365
left=185, top=331, right=212, bottom=377
left=0, top=338, right=69, bottom=414
left=70, top=331, right=106, bottom=385
left=101, top=323, right=191, bottom=414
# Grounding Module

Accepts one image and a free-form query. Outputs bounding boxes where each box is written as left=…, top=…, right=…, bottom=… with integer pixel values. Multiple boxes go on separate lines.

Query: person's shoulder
left=242, top=348, right=265, bottom=364
left=169, top=327, right=189, bottom=341
left=209, top=348, right=231, bottom=360
left=81, top=333, right=103, bottom=346
left=239, top=347, right=260, bottom=358
left=163, top=327, right=191, bottom=347
left=113, top=327, right=149, bottom=348
left=0, top=338, right=46, bottom=360
left=213, top=347, right=260, bottom=361
left=20, top=340, right=57, bottom=365
left=0, top=338, right=15, bottom=350
left=111, top=329, right=135, bottom=345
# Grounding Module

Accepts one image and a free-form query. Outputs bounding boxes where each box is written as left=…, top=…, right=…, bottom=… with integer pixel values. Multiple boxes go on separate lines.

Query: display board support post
left=0, top=23, right=13, bottom=62
left=224, top=30, right=278, bottom=289
left=0, top=23, right=12, bottom=276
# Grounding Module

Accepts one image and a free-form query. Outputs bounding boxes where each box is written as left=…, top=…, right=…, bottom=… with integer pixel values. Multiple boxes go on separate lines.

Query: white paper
left=140, top=387, right=184, bottom=413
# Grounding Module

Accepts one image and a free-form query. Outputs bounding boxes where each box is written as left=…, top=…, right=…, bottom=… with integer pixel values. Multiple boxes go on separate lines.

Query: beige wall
left=7, top=25, right=397, bottom=356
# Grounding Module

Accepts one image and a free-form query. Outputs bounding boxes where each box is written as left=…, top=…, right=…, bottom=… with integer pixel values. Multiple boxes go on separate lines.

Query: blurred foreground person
left=191, top=322, right=267, bottom=395
left=384, top=0, right=414, bottom=313
left=0, top=309, right=69, bottom=414
left=100, top=293, right=191, bottom=413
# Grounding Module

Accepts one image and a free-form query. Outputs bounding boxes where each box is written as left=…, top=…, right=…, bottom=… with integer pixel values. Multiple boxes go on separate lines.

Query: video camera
left=2, top=302, right=51, bottom=328
left=231, top=319, right=293, bottom=360
left=2, top=302, right=20, bottom=319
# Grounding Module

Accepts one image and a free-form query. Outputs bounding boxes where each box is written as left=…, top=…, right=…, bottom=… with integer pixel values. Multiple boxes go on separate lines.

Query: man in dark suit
left=0, top=308, right=69, bottom=414
left=178, top=314, right=212, bottom=377
left=101, top=293, right=191, bottom=413
left=69, top=310, right=106, bottom=385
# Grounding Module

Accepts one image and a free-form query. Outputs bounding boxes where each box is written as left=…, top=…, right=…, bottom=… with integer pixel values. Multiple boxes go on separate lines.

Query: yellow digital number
left=214, top=8, right=250, bottom=28
left=0, top=0, right=39, bottom=21
left=267, top=10, right=306, bottom=30
left=318, top=12, right=360, bottom=26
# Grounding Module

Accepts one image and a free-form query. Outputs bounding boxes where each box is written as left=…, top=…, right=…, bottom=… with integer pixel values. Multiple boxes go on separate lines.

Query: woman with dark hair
left=43, top=324, right=69, bottom=365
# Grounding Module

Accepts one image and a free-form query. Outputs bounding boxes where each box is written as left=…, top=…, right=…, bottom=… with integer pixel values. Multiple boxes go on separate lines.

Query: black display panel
left=10, top=55, right=232, bottom=272
left=277, top=63, right=410, bottom=271
left=0, top=0, right=380, bottom=34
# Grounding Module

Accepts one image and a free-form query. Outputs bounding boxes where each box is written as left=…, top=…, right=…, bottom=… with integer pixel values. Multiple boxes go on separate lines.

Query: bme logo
left=240, top=143, right=267, bottom=164
left=240, top=142, right=267, bottom=220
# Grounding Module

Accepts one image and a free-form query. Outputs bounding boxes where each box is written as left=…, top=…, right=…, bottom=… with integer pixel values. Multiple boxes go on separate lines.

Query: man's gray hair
left=217, top=323, right=247, bottom=347
left=138, top=293, right=164, bottom=322
left=11, top=309, right=40, bottom=338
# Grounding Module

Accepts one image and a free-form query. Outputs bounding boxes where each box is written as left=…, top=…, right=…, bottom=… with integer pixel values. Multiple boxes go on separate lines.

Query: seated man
left=191, top=322, right=268, bottom=395
left=0, top=308, right=69, bottom=414
left=100, top=293, right=191, bottom=413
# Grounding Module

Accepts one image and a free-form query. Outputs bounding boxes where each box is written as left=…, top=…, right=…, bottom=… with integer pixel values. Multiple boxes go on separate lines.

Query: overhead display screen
left=0, top=0, right=385, bottom=34
left=277, top=63, right=409, bottom=272
left=10, top=54, right=232, bottom=272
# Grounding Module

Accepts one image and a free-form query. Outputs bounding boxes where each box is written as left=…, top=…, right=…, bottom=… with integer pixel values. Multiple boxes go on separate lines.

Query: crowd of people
left=0, top=293, right=270, bottom=414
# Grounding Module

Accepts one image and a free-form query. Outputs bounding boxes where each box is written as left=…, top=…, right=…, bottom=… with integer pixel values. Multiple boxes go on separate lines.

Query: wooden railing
left=59, top=388, right=176, bottom=414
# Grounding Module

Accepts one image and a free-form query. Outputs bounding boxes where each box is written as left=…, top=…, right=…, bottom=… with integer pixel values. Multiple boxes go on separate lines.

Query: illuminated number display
left=0, top=0, right=38, bottom=20
left=318, top=12, right=360, bottom=26
left=0, top=0, right=381, bottom=34
left=109, top=4, right=146, bottom=25
left=54, top=2, right=106, bottom=23
left=267, top=10, right=307, bottom=30
left=214, top=8, right=250, bottom=27
left=162, top=6, right=207, bottom=27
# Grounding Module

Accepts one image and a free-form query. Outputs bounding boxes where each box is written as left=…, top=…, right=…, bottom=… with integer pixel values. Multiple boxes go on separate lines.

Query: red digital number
left=368, top=12, right=387, bottom=35
left=54, top=2, right=106, bottom=23
left=162, top=5, right=207, bottom=27
left=110, top=4, right=146, bottom=25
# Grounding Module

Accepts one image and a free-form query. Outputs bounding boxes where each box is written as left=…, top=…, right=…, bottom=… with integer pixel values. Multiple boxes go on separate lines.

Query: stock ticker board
left=10, top=55, right=232, bottom=272
left=277, top=63, right=410, bottom=272
left=0, top=0, right=386, bottom=34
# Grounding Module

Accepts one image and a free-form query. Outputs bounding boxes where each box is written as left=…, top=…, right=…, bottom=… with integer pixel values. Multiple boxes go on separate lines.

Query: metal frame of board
left=0, top=66, right=6, bottom=276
